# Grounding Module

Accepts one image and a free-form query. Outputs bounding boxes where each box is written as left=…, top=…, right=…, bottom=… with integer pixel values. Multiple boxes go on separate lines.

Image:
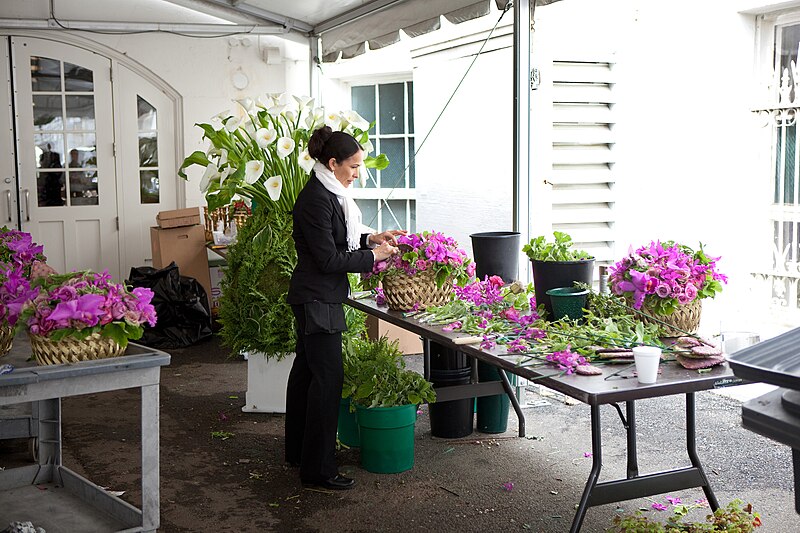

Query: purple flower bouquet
left=0, top=228, right=46, bottom=356
left=363, top=231, right=474, bottom=310
left=608, top=241, right=727, bottom=325
left=19, top=270, right=158, bottom=364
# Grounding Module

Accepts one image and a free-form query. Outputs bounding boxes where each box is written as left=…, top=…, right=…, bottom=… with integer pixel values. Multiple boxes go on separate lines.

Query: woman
left=286, top=126, right=403, bottom=490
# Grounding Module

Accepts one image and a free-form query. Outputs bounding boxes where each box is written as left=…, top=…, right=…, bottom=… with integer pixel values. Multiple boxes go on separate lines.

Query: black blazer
left=287, top=173, right=374, bottom=305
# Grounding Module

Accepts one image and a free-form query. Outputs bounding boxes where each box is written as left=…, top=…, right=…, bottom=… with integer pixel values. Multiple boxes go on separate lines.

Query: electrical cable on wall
left=361, top=2, right=514, bottom=229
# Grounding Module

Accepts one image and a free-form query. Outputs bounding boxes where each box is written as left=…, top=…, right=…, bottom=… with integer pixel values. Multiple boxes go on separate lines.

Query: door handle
left=4, top=190, right=10, bottom=222
left=23, top=189, right=29, bottom=222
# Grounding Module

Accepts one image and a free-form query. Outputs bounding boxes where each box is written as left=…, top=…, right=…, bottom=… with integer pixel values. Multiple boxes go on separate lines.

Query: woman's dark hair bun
left=308, top=126, right=334, bottom=160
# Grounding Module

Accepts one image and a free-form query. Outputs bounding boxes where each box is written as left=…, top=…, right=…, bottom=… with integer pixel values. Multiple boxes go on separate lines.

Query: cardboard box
left=366, top=315, right=423, bottom=355
left=150, top=224, right=212, bottom=308
left=156, top=207, right=202, bottom=229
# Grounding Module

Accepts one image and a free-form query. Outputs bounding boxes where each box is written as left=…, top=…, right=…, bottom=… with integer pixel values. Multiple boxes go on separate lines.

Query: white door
left=115, top=64, right=177, bottom=276
left=0, top=39, right=19, bottom=228
left=12, top=37, right=120, bottom=281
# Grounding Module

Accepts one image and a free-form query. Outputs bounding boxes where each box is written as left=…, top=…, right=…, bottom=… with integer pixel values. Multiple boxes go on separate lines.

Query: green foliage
left=343, top=274, right=368, bottom=345
left=523, top=231, right=593, bottom=262
left=218, top=207, right=297, bottom=359
left=342, top=336, right=436, bottom=408
left=608, top=500, right=762, bottom=533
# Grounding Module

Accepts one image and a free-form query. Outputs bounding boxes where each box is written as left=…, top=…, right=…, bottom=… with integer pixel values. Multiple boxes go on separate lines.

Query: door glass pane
left=34, top=134, right=65, bottom=169
left=351, top=86, right=376, bottom=127
left=30, top=56, right=61, bottom=92
left=383, top=200, right=407, bottom=231
left=407, top=81, right=414, bottom=134
left=140, top=170, right=160, bottom=204
left=139, top=133, right=158, bottom=167
left=69, top=170, right=98, bottom=205
left=64, top=62, right=94, bottom=92
left=379, top=83, right=404, bottom=134
left=66, top=133, right=96, bottom=168
left=65, top=95, right=95, bottom=130
left=409, top=137, right=415, bottom=188
left=137, top=96, right=157, bottom=130
left=33, top=95, right=63, bottom=130
left=37, top=171, right=65, bottom=206
left=380, top=138, right=406, bottom=189
left=356, top=199, right=378, bottom=230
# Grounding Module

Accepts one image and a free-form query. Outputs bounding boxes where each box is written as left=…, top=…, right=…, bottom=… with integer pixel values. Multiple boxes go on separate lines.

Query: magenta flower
left=546, top=345, right=587, bottom=374
left=651, top=502, right=668, bottom=511
left=501, top=481, right=514, bottom=491
left=666, top=496, right=682, bottom=505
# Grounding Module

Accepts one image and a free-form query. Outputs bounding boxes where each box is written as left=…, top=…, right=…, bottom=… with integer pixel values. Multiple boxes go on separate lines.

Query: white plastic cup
left=632, top=346, right=662, bottom=384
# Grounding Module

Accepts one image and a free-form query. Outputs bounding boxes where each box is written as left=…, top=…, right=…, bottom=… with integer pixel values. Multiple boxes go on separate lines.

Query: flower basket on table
left=0, top=228, right=47, bottom=357
left=19, top=271, right=157, bottom=365
left=608, top=241, right=727, bottom=336
left=363, top=231, right=474, bottom=311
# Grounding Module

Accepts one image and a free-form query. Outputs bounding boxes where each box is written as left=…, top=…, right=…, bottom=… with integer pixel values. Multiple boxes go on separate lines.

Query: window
left=32, top=56, right=99, bottom=206
left=351, top=81, right=416, bottom=232
left=137, top=96, right=159, bottom=204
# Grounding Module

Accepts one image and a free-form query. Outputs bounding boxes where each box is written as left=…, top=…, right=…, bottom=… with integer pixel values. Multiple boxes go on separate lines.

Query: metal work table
left=347, top=296, right=743, bottom=532
left=0, top=335, right=170, bottom=533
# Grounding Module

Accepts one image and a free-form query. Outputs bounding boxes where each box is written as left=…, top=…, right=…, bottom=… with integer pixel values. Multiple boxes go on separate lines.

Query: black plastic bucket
left=428, top=341, right=469, bottom=371
left=531, top=259, right=594, bottom=320
left=428, top=367, right=474, bottom=438
left=470, top=231, right=521, bottom=283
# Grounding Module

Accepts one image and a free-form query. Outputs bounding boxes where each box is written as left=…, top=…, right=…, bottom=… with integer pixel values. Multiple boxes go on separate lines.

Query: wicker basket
left=30, top=332, right=125, bottom=366
left=382, top=269, right=452, bottom=311
left=0, top=323, right=13, bottom=358
left=634, top=298, right=703, bottom=337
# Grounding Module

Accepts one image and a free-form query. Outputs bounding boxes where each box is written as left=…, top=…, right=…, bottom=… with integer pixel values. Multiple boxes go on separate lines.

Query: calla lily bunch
left=179, top=93, right=390, bottom=212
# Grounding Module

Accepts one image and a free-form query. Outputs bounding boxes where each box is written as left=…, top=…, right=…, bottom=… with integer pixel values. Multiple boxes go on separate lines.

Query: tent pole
left=512, top=0, right=532, bottom=274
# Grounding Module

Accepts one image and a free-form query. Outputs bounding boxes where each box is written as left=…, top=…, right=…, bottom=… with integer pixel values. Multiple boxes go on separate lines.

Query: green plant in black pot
left=523, top=231, right=595, bottom=320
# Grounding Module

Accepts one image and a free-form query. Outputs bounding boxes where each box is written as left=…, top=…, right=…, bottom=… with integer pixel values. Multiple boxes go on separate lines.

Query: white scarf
left=313, top=161, right=362, bottom=251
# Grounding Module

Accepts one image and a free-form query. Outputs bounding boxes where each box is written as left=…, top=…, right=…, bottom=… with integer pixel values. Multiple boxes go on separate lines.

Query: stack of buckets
left=427, top=231, right=521, bottom=437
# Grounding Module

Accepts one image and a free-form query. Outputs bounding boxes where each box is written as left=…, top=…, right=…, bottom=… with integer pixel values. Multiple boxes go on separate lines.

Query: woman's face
left=329, top=150, right=364, bottom=188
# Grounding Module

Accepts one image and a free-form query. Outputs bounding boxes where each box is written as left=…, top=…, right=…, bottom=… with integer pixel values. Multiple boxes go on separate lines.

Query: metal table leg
left=626, top=401, right=639, bottom=478
left=685, top=392, right=719, bottom=510
left=571, top=404, right=602, bottom=533
left=141, top=383, right=160, bottom=533
left=499, top=369, right=525, bottom=437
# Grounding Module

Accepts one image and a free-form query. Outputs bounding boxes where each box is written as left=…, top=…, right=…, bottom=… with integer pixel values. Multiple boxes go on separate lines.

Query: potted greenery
left=522, top=231, right=594, bottom=319
left=609, top=498, right=762, bottom=532
left=179, top=94, right=388, bottom=413
left=337, top=275, right=369, bottom=448
left=343, top=335, right=436, bottom=473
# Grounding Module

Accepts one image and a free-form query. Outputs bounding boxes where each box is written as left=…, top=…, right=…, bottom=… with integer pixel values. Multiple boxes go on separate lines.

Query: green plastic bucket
left=338, top=397, right=360, bottom=448
left=476, top=361, right=510, bottom=433
left=355, top=403, right=417, bottom=474
left=546, top=286, right=590, bottom=321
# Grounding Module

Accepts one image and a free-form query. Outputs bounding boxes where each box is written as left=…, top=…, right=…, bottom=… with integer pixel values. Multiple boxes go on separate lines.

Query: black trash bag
left=127, top=262, right=213, bottom=348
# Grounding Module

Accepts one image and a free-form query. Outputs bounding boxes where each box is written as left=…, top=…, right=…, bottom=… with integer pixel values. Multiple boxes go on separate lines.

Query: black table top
left=0, top=334, right=171, bottom=388
left=347, top=297, right=742, bottom=406
left=728, top=326, right=800, bottom=391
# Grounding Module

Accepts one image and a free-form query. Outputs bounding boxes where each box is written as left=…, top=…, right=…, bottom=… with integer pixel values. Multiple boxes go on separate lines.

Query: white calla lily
left=284, top=109, right=297, bottom=123
left=236, top=97, right=255, bottom=114
left=325, top=111, right=342, bottom=130
left=293, top=95, right=313, bottom=109
left=344, top=110, right=370, bottom=131
left=298, top=150, right=315, bottom=174
left=200, top=163, right=219, bottom=192
left=244, top=160, right=264, bottom=184
left=276, top=137, right=295, bottom=159
left=361, top=140, right=374, bottom=154
left=212, top=109, right=231, bottom=123
left=224, top=115, right=243, bottom=133
left=256, top=93, right=273, bottom=109
left=219, top=149, right=228, bottom=166
left=264, top=175, right=283, bottom=202
left=268, top=104, right=287, bottom=117
left=255, top=128, right=277, bottom=149
left=241, top=119, right=256, bottom=138
left=219, top=166, right=232, bottom=185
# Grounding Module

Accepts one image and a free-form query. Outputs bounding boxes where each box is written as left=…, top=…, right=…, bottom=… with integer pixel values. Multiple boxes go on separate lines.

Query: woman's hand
left=369, top=229, right=407, bottom=247
left=372, top=241, right=398, bottom=261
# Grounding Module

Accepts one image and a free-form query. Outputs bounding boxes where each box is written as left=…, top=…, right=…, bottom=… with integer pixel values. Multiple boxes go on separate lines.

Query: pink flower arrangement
left=608, top=241, right=727, bottom=316
left=363, top=231, right=473, bottom=289
left=20, top=270, right=157, bottom=348
left=0, top=228, right=46, bottom=327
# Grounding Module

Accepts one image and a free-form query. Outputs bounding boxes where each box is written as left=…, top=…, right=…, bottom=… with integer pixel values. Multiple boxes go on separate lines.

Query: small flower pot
left=531, top=258, right=594, bottom=320
left=546, top=286, right=590, bottom=321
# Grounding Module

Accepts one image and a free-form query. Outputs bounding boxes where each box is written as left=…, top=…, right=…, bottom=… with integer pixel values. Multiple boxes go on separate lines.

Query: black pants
left=286, top=304, right=344, bottom=482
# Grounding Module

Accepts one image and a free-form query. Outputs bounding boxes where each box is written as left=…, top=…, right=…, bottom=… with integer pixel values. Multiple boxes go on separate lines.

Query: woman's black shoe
left=302, top=474, right=355, bottom=490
